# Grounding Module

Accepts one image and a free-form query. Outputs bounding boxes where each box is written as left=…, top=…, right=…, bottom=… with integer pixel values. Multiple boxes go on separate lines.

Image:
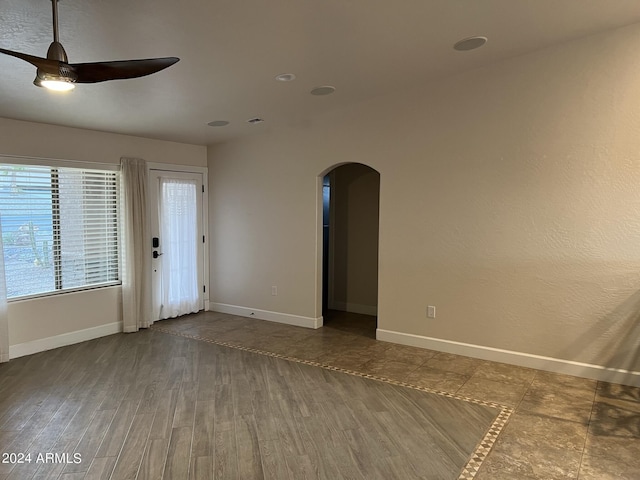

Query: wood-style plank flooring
left=0, top=315, right=501, bottom=480
left=155, top=310, right=640, bottom=480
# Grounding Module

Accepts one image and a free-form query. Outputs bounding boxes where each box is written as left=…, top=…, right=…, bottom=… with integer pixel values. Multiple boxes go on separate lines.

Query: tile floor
left=153, top=309, right=640, bottom=480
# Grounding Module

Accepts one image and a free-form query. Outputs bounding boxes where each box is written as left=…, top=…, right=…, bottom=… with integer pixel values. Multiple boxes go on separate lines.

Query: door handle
left=153, top=251, right=163, bottom=259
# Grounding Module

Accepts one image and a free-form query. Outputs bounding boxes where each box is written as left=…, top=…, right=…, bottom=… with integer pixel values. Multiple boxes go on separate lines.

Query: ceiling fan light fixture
left=34, top=73, right=76, bottom=91
left=41, top=80, right=75, bottom=91
left=38, top=79, right=75, bottom=91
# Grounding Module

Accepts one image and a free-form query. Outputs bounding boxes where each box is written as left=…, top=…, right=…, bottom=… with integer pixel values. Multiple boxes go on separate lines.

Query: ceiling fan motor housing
left=46, top=41, right=68, bottom=62
left=35, top=41, right=78, bottom=83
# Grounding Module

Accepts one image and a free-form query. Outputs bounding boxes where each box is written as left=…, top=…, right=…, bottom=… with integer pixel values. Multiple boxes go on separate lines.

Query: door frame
left=148, top=162, right=210, bottom=313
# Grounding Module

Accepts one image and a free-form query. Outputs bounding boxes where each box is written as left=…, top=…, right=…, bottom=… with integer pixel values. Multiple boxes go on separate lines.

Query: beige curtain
left=0, top=216, right=8, bottom=362
left=120, top=158, right=152, bottom=332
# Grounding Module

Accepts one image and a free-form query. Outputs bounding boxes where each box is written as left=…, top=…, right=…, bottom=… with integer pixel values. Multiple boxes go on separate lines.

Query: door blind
left=0, top=164, right=119, bottom=299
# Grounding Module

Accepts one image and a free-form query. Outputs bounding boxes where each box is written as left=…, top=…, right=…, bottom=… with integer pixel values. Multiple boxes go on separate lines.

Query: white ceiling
left=1, top=0, right=639, bottom=146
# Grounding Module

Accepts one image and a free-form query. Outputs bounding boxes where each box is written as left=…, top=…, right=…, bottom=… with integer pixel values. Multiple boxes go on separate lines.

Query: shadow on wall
left=559, top=288, right=640, bottom=374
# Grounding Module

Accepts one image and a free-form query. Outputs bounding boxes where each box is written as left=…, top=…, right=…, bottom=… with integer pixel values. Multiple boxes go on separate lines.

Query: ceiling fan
left=0, top=0, right=179, bottom=91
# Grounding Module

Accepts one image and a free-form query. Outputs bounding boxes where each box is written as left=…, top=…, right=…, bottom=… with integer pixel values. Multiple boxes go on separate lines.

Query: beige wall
left=330, top=163, right=380, bottom=314
left=208, top=23, right=640, bottom=373
left=0, top=117, right=206, bottom=167
left=1, top=118, right=207, bottom=349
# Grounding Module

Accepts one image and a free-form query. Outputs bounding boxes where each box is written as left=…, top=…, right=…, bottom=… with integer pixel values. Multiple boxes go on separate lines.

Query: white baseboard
left=377, top=328, right=640, bottom=388
left=329, top=301, right=377, bottom=316
left=9, top=322, right=123, bottom=359
left=210, top=303, right=323, bottom=329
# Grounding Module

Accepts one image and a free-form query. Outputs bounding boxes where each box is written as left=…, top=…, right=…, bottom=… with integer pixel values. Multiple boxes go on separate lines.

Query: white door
left=149, top=170, right=204, bottom=321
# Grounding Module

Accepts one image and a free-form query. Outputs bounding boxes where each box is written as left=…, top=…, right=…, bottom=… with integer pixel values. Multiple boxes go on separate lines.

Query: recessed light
left=275, top=73, right=296, bottom=82
left=247, top=117, right=264, bottom=124
left=310, top=85, right=336, bottom=96
left=207, top=120, right=230, bottom=127
left=453, top=36, right=487, bottom=51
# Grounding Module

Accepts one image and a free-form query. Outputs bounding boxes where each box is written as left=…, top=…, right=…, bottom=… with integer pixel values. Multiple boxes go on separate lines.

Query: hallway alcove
left=320, top=163, right=380, bottom=339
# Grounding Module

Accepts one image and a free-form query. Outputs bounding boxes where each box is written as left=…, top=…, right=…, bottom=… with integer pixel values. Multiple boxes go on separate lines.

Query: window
left=0, top=162, right=119, bottom=299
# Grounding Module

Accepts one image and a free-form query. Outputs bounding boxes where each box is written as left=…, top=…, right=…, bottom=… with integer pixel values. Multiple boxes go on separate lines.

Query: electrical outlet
left=271, top=285, right=278, bottom=296
left=427, top=305, right=436, bottom=318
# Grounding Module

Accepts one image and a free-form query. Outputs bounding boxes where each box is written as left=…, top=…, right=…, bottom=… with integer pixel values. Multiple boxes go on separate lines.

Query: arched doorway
left=317, top=163, right=380, bottom=338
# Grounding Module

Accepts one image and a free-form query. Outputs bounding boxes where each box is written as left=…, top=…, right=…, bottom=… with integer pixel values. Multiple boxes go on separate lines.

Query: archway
left=316, top=163, right=380, bottom=337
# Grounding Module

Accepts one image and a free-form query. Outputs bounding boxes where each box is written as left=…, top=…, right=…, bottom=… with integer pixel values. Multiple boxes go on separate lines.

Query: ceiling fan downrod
left=46, top=0, right=68, bottom=63
left=51, top=0, right=59, bottom=43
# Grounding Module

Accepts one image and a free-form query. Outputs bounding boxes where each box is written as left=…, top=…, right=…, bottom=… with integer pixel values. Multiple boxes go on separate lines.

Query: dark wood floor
left=0, top=315, right=500, bottom=480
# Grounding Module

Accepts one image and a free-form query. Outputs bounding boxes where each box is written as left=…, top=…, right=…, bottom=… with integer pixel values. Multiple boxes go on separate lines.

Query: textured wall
left=208, top=23, right=640, bottom=372
left=0, top=117, right=206, bottom=167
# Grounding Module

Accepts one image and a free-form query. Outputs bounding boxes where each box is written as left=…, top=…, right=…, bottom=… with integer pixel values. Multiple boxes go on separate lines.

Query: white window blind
left=0, top=163, right=119, bottom=299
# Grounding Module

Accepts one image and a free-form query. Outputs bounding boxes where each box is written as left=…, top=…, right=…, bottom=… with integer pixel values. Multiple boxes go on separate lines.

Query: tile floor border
left=151, top=325, right=513, bottom=480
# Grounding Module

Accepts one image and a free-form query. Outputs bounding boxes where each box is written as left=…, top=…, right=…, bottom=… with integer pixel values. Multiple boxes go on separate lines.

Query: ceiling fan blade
left=70, top=57, right=179, bottom=83
left=0, top=47, right=60, bottom=72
